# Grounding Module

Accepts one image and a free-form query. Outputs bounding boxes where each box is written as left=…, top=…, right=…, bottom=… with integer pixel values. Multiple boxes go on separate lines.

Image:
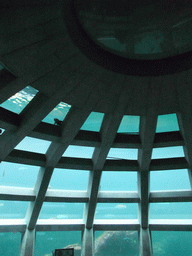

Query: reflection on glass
left=150, top=169, right=190, bottom=191
left=118, top=115, right=140, bottom=133
left=152, top=146, right=184, bottom=159
left=0, top=201, right=29, bottom=219
left=50, top=169, right=89, bottom=190
left=0, top=232, right=21, bottom=256
left=0, top=162, right=39, bottom=188
left=15, top=137, right=51, bottom=154
left=100, top=171, right=137, bottom=191
left=63, top=145, right=94, bottom=158
left=76, top=0, right=192, bottom=59
left=39, top=202, right=84, bottom=219
left=35, top=231, right=81, bottom=256
left=95, top=203, right=137, bottom=219
left=156, top=113, right=179, bottom=133
left=95, top=231, right=139, bottom=256
left=107, top=148, right=138, bottom=160
left=0, top=86, right=38, bottom=114
left=81, top=112, right=104, bottom=131
left=150, top=202, right=192, bottom=219
left=42, top=102, right=71, bottom=125
left=152, top=231, right=192, bottom=256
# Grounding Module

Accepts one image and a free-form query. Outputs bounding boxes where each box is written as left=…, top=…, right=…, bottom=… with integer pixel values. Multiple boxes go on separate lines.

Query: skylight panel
left=150, top=169, right=191, bottom=191
left=0, top=128, right=5, bottom=135
left=95, top=231, right=139, bottom=256
left=39, top=202, right=84, bottom=219
left=100, top=171, right=137, bottom=191
left=95, top=203, right=138, bottom=219
left=15, top=137, right=51, bottom=154
left=42, top=102, right=71, bottom=124
left=0, top=86, right=38, bottom=114
left=152, top=146, right=184, bottom=159
left=107, top=148, right=138, bottom=160
left=0, top=201, right=29, bottom=219
left=150, top=202, right=192, bottom=219
left=0, top=162, right=39, bottom=188
left=151, top=231, right=192, bottom=256
left=0, top=232, right=21, bottom=256
left=62, top=145, right=94, bottom=158
left=35, top=231, right=81, bottom=256
left=156, top=113, right=179, bottom=133
left=49, top=169, right=89, bottom=190
left=118, top=115, right=140, bottom=133
left=81, top=111, right=104, bottom=131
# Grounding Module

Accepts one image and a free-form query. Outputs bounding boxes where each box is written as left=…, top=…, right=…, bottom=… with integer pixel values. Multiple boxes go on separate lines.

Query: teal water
left=0, top=89, right=192, bottom=255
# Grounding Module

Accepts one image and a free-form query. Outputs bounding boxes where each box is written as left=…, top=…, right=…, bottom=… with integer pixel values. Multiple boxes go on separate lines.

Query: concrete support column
left=139, top=228, right=153, bottom=256
left=81, top=228, right=94, bottom=256
left=20, top=228, right=35, bottom=256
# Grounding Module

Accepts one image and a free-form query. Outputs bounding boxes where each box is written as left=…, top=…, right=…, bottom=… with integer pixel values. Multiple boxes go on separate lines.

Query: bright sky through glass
left=81, top=112, right=104, bottom=131
left=0, top=162, right=39, bottom=188
left=49, top=169, right=89, bottom=190
left=63, top=145, right=94, bottom=158
left=100, top=171, right=137, bottom=191
left=107, top=148, right=138, bottom=160
left=118, top=115, right=140, bottom=133
left=150, top=169, right=190, bottom=191
left=152, top=146, right=184, bottom=159
left=0, top=86, right=38, bottom=114
left=95, top=203, right=138, bottom=219
left=15, top=137, right=51, bottom=154
left=156, top=113, right=179, bottom=133
left=42, top=102, right=71, bottom=124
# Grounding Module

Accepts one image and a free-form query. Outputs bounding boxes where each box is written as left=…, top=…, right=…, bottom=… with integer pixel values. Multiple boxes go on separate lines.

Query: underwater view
left=0, top=87, right=192, bottom=255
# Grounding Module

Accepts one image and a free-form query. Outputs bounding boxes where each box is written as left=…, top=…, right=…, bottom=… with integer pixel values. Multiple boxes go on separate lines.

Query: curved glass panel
left=118, top=115, right=140, bottom=133
left=0, top=232, right=21, bottom=256
left=150, top=202, right=192, bottom=219
left=95, top=231, right=139, bottom=256
left=0, top=162, right=39, bottom=188
left=0, top=86, right=38, bottom=114
left=152, top=231, right=192, bottom=256
left=76, top=0, right=192, bottom=59
left=50, top=169, right=89, bottom=190
left=156, top=113, right=179, bottom=133
left=100, top=171, right=137, bottom=191
left=95, top=203, right=138, bottom=219
left=0, top=201, right=29, bottom=219
left=81, top=111, right=104, bottom=131
left=152, top=146, right=184, bottom=159
left=39, top=202, right=84, bottom=219
left=107, top=148, right=138, bottom=160
left=150, top=169, right=190, bottom=191
left=35, top=231, right=81, bottom=256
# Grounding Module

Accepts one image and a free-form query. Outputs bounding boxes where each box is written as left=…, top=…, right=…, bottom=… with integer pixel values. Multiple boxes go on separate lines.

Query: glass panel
left=76, top=1, right=192, bottom=59
left=0, top=162, right=39, bottom=188
left=107, top=148, right=138, bottom=160
left=63, top=145, right=94, bottom=158
left=0, top=201, right=29, bottom=219
left=156, top=113, right=179, bottom=133
left=0, top=232, right=21, bottom=256
left=152, top=146, right=184, bottom=159
left=0, top=128, right=5, bottom=135
left=95, top=203, right=137, bottom=219
left=39, top=202, right=84, bottom=219
left=100, top=171, right=137, bottom=191
left=0, top=86, right=38, bottom=114
left=152, top=231, right=192, bottom=256
left=50, top=169, right=89, bottom=190
left=150, top=202, right=192, bottom=219
left=15, top=137, right=51, bottom=154
left=35, top=231, right=81, bottom=256
left=42, top=102, right=71, bottom=125
left=81, top=112, right=104, bottom=131
left=150, top=169, right=190, bottom=191
left=95, top=231, right=139, bottom=256
left=118, top=115, right=140, bottom=133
